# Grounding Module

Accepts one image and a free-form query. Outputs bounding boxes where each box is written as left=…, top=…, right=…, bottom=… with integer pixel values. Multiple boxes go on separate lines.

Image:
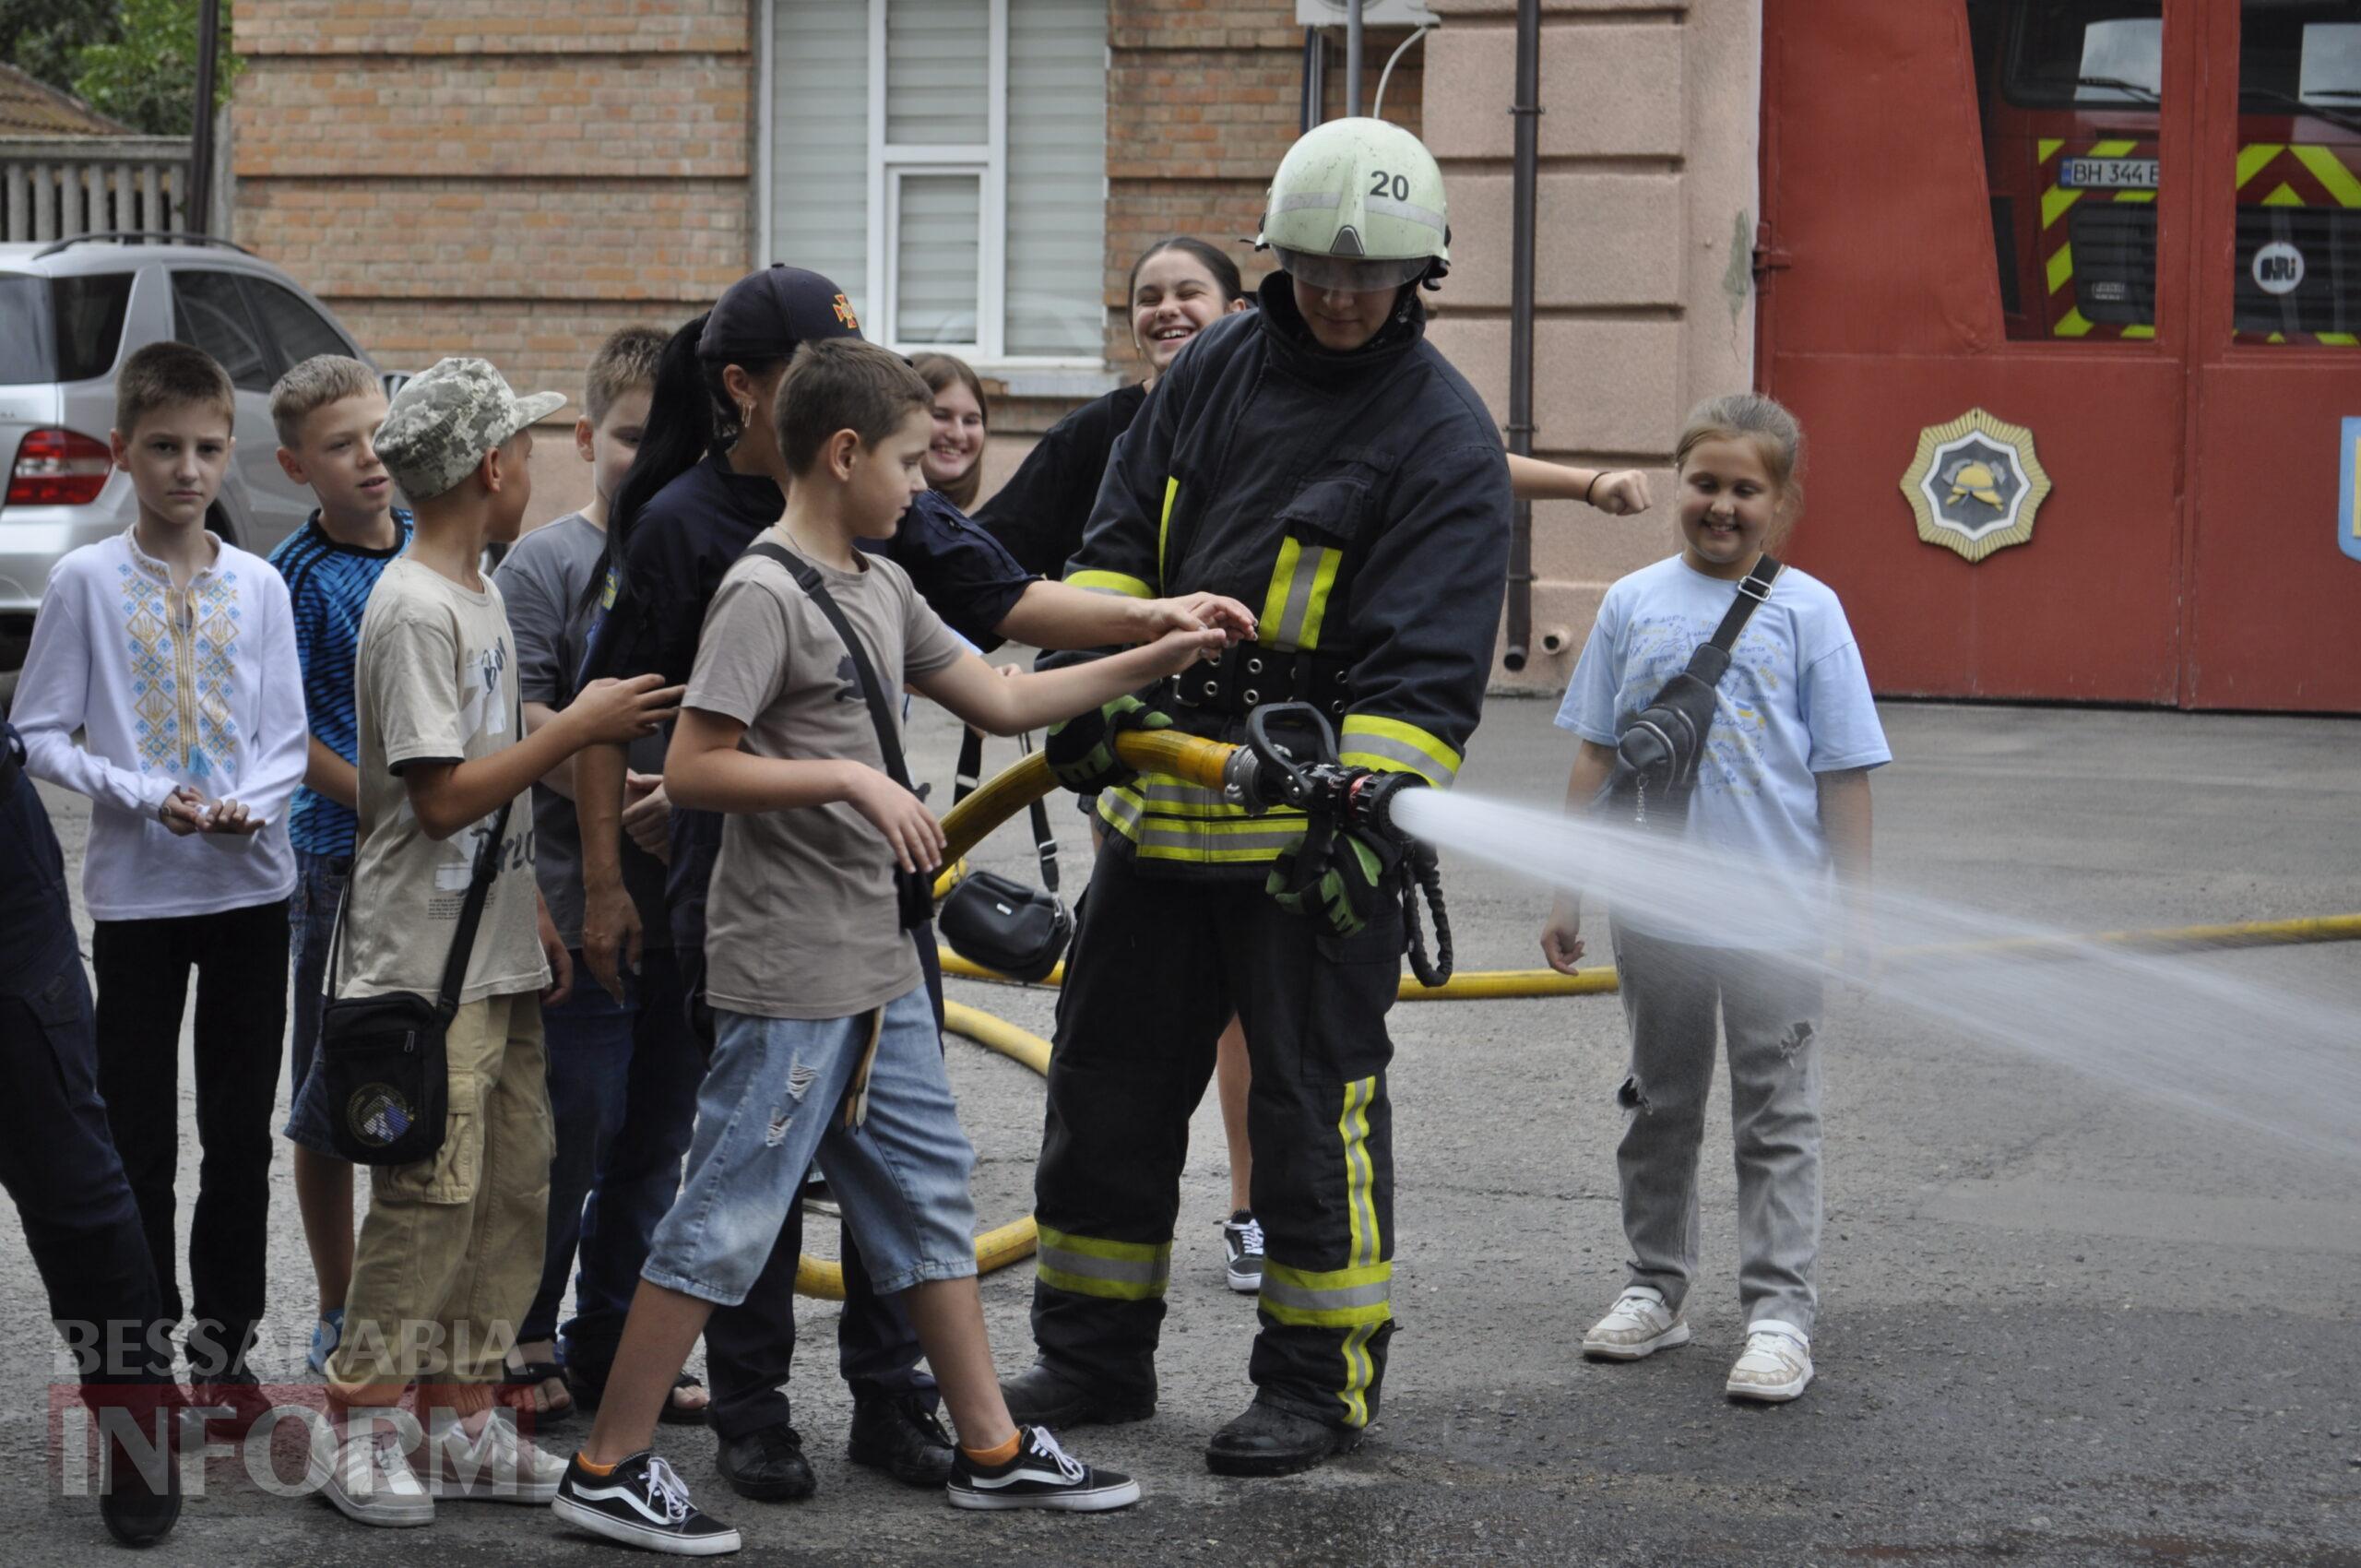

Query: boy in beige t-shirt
left=292, top=358, right=679, bottom=1530
left=555, top=340, right=1230, bottom=1552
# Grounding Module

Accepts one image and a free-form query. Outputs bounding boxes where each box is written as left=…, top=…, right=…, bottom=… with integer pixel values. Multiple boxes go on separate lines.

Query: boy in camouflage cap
left=293, top=351, right=682, bottom=1526
left=374, top=356, right=569, bottom=502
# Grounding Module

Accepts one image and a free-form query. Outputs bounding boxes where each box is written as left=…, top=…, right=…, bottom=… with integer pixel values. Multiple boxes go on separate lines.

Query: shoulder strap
left=955, top=727, right=1058, bottom=894
left=745, top=540, right=914, bottom=792
left=433, top=794, right=515, bottom=1016
left=1706, top=554, right=1783, bottom=655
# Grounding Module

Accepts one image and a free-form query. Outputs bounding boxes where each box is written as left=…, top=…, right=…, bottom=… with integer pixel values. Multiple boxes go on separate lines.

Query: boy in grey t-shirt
left=555, top=340, right=1231, bottom=1551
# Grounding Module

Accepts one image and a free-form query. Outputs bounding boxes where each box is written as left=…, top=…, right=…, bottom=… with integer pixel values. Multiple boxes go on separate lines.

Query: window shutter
left=886, top=0, right=990, bottom=146
left=772, top=0, right=872, bottom=318
left=1005, top=0, right=1107, bottom=358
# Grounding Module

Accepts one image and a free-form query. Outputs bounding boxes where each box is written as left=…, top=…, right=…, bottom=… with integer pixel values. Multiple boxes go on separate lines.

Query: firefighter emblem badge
left=1899, top=408, right=2052, bottom=564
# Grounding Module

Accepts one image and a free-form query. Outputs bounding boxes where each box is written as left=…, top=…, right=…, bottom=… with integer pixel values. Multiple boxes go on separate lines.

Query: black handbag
left=315, top=795, right=514, bottom=1166
left=938, top=727, right=1072, bottom=982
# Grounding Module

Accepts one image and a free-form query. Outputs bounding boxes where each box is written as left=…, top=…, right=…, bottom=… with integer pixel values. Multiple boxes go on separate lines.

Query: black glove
left=1045, top=695, right=1171, bottom=795
left=1266, top=826, right=1396, bottom=939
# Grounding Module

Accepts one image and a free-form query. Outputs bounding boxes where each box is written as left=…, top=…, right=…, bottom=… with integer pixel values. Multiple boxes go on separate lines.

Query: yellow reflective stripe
left=1259, top=538, right=1304, bottom=648
left=2088, top=138, right=2138, bottom=158
left=2237, top=143, right=2285, bottom=188
left=1339, top=715, right=1461, bottom=788
left=2261, top=182, right=2304, bottom=208
left=1067, top=569, right=1153, bottom=599
left=2036, top=137, right=2063, bottom=164
left=2114, top=189, right=2155, bottom=204
left=2319, top=332, right=2358, bottom=347
left=1036, top=1225, right=1170, bottom=1301
left=2052, top=307, right=2094, bottom=339
left=2292, top=146, right=2361, bottom=208
left=1339, top=1323, right=1379, bottom=1428
left=1259, top=1258, right=1392, bottom=1328
left=1297, top=546, right=1343, bottom=649
left=1338, top=1076, right=1379, bottom=1269
left=2042, top=185, right=2082, bottom=229
left=2121, top=325, right=2156, bottom=340
left=1157, top=477, right=1178, bottom=588
left=2047, top=244, right=2074, bottom=295
left=1097, top=786, right=1308, bottom=861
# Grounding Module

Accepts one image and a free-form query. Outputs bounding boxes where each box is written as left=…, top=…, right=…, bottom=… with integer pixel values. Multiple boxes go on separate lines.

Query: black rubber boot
left=998, top=1361, right=1155, bottom=1429
left=1204, top=1399, right=1362, bottom=1478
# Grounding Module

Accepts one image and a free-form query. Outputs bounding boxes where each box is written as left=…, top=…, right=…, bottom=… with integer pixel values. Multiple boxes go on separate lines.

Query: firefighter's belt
left=1168, top=642, right=1353, bottom=719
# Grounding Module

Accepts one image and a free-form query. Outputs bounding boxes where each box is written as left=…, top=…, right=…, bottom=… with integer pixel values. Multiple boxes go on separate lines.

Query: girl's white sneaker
left=1725, top=1321, right=1814, bottom=1402
left=1580, top=1287, right=1691, bottom=1360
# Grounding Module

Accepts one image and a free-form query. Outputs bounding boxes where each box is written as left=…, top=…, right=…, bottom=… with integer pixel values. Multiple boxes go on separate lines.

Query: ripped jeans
left=1608, top=921, right=1824, bottom=1337
left=642, top=987, right=978, bottom=1306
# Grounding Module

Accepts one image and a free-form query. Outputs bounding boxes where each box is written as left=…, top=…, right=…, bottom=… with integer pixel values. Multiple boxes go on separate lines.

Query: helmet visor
left=1272, top=247, right=1431, bottom=295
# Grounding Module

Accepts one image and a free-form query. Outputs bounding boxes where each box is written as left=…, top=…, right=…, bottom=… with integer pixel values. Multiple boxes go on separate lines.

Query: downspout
left=186, top=0, right=223, bottom=236
left=1501, top=0, right=1540, bottom=671
left=1301, top=27, right=1326, bottom=133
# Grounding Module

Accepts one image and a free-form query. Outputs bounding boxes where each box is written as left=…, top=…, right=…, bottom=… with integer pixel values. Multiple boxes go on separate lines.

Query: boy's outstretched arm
left=911, top=626, right=1225, bottom=737
left=401, top=675, right=679, bottom=841
left=663, top=707, right=946, bottom=874
left=1539, top=738, right=1618, bottom=975
left=996, top=580, right=1256, bottom=652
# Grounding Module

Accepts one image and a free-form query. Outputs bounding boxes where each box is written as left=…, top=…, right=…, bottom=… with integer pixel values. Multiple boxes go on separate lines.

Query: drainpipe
left=1501, top=0, right=1540, bottom=671
left=1300, top=27, right=1325, bottom=133
left=186, top=0, right=222, bottom=236
left=1347, top=0, right=1365, bottom=116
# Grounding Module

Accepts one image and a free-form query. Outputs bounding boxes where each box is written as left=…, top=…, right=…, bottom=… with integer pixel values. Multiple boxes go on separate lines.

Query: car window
left=0, top=275, right=47, bottom=384
left=0, top=272, right=133, bottom=385
left=242, top=277, right=351, bottom=368
left=171, top=269, right=276, bottom=391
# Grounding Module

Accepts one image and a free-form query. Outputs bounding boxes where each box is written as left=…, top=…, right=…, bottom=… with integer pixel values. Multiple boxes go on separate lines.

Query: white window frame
left=758, top=0, right=1114, bottom=384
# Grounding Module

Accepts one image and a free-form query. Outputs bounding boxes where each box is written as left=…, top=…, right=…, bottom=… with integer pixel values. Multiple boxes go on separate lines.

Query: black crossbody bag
left=744, top=541, right=934, bottom=932
left=939, top=727, right=1072, bottom=982
left=1600, top=553, right=1784, bottom=830
left=316, top=795, right=515, bottom=1166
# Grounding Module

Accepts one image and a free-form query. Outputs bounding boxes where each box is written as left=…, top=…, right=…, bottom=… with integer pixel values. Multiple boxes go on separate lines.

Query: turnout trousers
left=1031, top=840, right=1403, bottom=1431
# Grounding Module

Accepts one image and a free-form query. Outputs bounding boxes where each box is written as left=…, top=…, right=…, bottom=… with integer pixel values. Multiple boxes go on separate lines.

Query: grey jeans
left=1608, top=921, right=1824, bottom=1337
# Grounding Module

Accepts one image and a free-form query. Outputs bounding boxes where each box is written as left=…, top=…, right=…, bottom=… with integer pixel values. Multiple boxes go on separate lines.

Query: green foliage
left=1, top=0, right=120, bottom=98
left=70, top=0, right=243, bottom=137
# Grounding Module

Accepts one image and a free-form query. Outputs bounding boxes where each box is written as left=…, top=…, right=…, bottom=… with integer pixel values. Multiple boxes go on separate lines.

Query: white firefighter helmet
left=1256, top=116, right=1450, bottom=292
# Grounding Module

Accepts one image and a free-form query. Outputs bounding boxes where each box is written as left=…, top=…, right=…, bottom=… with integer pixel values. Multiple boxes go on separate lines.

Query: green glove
left=1045, top=695, right=1173, bottom=795
left=1267, top=828, right=1394, bottom=939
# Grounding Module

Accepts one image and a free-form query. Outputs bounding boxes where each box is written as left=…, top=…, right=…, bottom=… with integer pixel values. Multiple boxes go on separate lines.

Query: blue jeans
left=282, top=849, right=348, bottom=1157
left=520, top=948, right=702, bottom=1375
left=645, top=988, right=978, bottom=1307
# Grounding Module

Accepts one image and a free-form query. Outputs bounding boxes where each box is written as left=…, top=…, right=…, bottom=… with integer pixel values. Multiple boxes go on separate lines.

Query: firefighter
left=1001, top=118, right=1513, bottom=1477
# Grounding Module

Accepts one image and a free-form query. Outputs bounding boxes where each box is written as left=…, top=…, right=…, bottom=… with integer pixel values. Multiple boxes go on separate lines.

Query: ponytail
left=599, top=314, right=717, bottom=611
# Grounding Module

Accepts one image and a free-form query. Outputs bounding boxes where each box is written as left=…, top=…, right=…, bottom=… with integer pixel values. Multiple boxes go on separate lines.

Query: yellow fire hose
left=795, top=731, right=2361, bottom=1297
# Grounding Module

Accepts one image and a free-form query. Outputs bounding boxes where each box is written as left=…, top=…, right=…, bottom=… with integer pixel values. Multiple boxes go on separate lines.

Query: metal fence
left=0, top=137, right=192, bottom=243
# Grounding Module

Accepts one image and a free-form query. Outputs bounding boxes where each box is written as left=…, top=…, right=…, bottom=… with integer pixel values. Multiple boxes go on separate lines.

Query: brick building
left=231, top=0, right=1755, bottom=689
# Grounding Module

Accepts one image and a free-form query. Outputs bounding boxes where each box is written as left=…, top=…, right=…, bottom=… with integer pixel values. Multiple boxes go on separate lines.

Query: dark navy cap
left=699, top=266, right=864, bottom=362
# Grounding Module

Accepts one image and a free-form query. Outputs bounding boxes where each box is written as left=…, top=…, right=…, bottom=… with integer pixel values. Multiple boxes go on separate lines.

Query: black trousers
left=1030, top=842, right=1403, bottom=1431
left=672, top=835, right=938, bottom=1440
left=90, top=898, right=289, bottom=1380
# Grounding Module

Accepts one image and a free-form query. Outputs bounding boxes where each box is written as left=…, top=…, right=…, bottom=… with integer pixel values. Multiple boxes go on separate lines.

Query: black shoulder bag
left=316, top=795, right=514, bottom=1166
left=1599, top=554, right=1784, bottom=830
left=938, top=727, right=1073, bottom=982
left=744, top=540, right=935, bottom=932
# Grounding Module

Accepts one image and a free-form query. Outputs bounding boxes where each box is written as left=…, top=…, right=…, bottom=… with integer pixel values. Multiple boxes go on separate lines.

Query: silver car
left=0, top=232, right=393, bottom=674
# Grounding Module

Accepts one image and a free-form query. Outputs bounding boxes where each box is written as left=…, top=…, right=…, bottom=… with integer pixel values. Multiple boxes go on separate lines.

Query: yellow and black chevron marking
left=2039, top=136, right=2158, bottom=341
left=2233, top=141, right=2360, bottom=347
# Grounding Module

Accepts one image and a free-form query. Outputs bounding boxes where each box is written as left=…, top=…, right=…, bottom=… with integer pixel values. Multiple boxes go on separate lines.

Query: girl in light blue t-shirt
left=1538, top=392, right=1890, bottom=1407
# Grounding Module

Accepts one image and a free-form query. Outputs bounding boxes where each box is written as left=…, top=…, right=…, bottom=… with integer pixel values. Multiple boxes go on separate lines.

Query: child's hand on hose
left=1145, top=592, right=1257, bottom=644
left=1539, top=893, right=1586, bottom=974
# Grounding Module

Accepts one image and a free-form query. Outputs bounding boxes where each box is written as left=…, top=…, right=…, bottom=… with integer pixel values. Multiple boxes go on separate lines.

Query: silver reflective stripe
left=1038, top=1243, right=1169, bottom=1289
left=1133, top=823, right=1306, bottom=854
left=1270, top=190, right=1341, bottom=215
left=1363, top=194, right=1447, bottom=235
left=1338, top=731, right=1458, bottom=786
left=1260, top=1276, right=1391, bottom=1314
left=1273, top=543, right=1337, bottom=649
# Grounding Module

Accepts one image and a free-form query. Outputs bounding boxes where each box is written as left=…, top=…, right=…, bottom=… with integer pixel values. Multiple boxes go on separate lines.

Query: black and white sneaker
left=946, top=1425, right=1141, bottom=1512
left=552, top=1450, right=741, bottom=1556
left=1222, top=1210, right=1264, bottom=1294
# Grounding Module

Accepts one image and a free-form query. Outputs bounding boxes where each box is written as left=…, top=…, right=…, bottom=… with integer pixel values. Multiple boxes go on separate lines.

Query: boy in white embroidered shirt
left=14, top=341, right=310, bottom=1427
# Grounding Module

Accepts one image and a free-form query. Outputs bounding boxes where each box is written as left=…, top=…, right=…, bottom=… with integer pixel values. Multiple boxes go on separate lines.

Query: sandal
left=568, top=1367, right=709, bottom=1426
left=496, top=1359, right=575, bottom=1422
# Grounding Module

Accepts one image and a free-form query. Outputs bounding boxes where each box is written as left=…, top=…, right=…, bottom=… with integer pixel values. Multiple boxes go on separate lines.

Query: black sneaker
left=716, top=1421, right=816, bottom=1502
left=1221, top=1210, right=1264, bottom=1294
left=848, top=1394, right=955, bottom=1488
left=98, top=1395, right=181, bottom=1548
left=552, top=1451, right=741, bottom=1556
left=946, top=1425, right=1141, bottom=1512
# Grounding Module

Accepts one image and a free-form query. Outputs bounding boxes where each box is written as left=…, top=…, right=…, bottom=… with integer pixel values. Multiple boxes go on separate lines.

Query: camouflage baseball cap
left=374, top=356, right=567, bottom=501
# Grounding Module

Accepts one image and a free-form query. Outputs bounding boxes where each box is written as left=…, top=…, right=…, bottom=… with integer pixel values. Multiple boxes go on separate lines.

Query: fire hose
left=792, top=718, right=2361, bottom=1297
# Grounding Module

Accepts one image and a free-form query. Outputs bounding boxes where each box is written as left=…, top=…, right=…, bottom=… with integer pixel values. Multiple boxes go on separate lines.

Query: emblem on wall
left=1899, top=408, right=2053, bottom=564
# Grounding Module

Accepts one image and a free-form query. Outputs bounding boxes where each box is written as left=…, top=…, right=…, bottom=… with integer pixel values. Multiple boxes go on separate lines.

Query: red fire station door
left=1757, top=0, right=2361, bottom=712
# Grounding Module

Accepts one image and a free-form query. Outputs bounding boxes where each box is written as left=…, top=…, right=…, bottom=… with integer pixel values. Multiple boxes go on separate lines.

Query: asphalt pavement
left=3, top=695, right=2356, bottom=1566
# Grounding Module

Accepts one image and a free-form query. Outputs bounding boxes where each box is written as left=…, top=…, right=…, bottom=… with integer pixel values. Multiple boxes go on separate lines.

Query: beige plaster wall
left=1421, top=0, right=1761, bottom=691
